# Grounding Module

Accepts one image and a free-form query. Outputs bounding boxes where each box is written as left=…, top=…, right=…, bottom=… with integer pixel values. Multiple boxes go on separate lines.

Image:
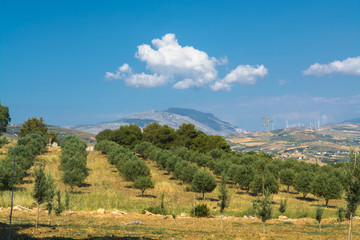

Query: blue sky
left=1, top=0, right=359, bottom=131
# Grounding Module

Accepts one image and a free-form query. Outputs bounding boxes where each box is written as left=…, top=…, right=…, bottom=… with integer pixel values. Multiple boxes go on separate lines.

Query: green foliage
left=112, top=124, right=143, bottom=149
left=230, top=164, right=254, bottom=191
left=65, top=190, right=70, bottom=210
left=218, top=173, right=230, bottom=214
left=0, top=103, right=11, bottom=136
left=311, top=171, right=342, bottom=207
left=191, top=204, right=210, bottom=217
left=19, top=117, right=48, bottom=138
left=95, top=129, right=113, bottom=142
left=160, top=192, right=165, bottom=215
left=191, top=170, right=217, bottom=199
left=54, top=190, right=64, bottom=216
left=345, top=148, right=360, bottom=219
left=279, top=199, right=287, bottom=215
left=123, top=159, right=150, bottom=181
left=0, top=156, right=24, bottom=190
left=250, top=171, right=279, bottom=195
left=0, top=137, right=10, bottom=148
left=294, top=170, right=314, bottom=198
left=7, top=145, right=35, bottom=170
left=315, top=206, right=324, bottom=224
left=133, top=176, right=154, bottom=196
left=46, top=131, right=59, bottom=145
left=33, top=164, right=48, bottom=205
left=60, top=135, right=88, bottom=189
left=62, top=156, right=89, bottom=188
left=18, top=130, right=47, bottom=156
left=337, top=207, right=346, bottom=222
left=94, top=140, right=119, bottom=155
left=255, top=193, right=272, bottom=223
left=45, top=174, right=55, bottom=220
left=280, top=168, right=295, bottom=193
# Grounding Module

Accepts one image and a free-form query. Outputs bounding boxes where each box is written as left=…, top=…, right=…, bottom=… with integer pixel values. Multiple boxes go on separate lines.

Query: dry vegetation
left=1, top=145, right=360, bottom=239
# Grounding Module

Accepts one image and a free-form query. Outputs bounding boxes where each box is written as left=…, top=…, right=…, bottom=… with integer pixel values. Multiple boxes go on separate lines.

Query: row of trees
left=0, top=130, right=48, bottom=190
left=32, top=163, right=70, bottom=227
left=59, top=135, right=89, bottom=190
left=95, top=123, right=231, bottom=153
left=95, top=140, right=153, bottom=196
left=134, top=141, right=217, bottom=198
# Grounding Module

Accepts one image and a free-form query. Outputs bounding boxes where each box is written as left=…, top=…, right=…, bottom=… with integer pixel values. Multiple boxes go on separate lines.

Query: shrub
left=191, top=204, right=210, bottom=217
left=133, top=176, right=154, bottom=196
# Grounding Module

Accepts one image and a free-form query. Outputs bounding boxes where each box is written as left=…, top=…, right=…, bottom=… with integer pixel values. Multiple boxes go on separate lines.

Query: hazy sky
left=1, top=0, right=359, bottom=131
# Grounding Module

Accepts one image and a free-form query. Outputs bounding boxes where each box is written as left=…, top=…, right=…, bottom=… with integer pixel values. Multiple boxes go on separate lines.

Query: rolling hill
left=227, top=123, right=360, bottom=163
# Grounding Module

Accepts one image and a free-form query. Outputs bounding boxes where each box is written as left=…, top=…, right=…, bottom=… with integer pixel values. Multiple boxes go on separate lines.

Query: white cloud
left=211, top=65, right=268, bottom=91
left=105, top=33, right=267, bottom=90
left=303, top=56, right=360, bottom=76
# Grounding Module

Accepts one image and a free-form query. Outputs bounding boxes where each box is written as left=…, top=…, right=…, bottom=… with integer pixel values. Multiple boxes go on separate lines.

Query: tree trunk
left=202, top=192, right=205, bottom=200
left=325, top=199, right=329, bottom=208
left=319, top=223, right=321, bottom=231
left=64, top=206, right=67, bottom=221
left=287, top=185, right=289, bottom=194
left=142, top=189, right=145, bottom=197
left=349, top=212, right=353, bottom=240
left=303, top=193, right=308, bottom=199
left=220, top=214, right=223, bottom=231
left=36, top=201, right=39, bottom=228
left=48, top=212, right=51, bottom=225
left=262, top=222, right=265, bottom=234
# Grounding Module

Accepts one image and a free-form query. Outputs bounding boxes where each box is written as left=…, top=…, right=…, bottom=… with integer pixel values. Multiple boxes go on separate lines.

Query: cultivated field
left=0, top=144, right=359, bottom=239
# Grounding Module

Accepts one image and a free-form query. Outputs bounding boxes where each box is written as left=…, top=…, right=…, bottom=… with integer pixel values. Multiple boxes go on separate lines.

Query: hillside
left=67, top=108, right=247, bottom=137
left=5, top=125, right=96, bottom=144
left=227, top=123, right=360, bottom=163
left=0, top=144, right=358, bottom=239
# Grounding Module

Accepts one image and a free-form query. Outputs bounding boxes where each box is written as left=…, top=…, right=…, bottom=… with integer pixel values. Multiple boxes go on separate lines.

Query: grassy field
left=1, top=209, right=359, bottom=239
left=0, top=144, right=359, bottom=239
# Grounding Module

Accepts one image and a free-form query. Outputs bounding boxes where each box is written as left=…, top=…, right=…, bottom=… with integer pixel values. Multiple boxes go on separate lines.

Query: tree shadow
left=195, top=197, right=219, bottom=202
left=111, top=170, right=118, bottom=173
left=162, top=172, right=170, bottom=175
left=79, top=183, right=92, bottom=188
left=310, top=203, right=336, bottom=209
left=0, top=222, right=156, bottom=240
left=136, top=194, right=157, bottom=198
left=295, top=196, right=317, bottom=202
left=280, top=190, right=299, bottom=194
left=236, top=191, right=257, bottom=197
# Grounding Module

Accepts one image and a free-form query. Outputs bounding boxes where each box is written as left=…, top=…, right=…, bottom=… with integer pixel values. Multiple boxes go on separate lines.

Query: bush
left=18, top=130, right=47, bottom=156
left=191, top=204, right=210, bottom=217
left=0, top=157, right=25, bottom=190
left=0, top=137, right=10, bottom=148
left=133, top=176, right=154, bottom=196
left=7, top=145, right=35, bottom=170
left=94, top=140, right=119, bottom=155
left=122, top=159, right=150, bottom=181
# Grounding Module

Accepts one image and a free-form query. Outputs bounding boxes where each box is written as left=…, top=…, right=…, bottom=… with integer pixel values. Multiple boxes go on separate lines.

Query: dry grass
left=1, top=209, right=359, bottom=240
left=0, top=146, right=358, bottom=239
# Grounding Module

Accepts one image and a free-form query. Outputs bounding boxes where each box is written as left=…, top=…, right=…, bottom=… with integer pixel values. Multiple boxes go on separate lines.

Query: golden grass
left=0, top=146, right=352, bottom=219
left=1, top=209, right=359, bottom=240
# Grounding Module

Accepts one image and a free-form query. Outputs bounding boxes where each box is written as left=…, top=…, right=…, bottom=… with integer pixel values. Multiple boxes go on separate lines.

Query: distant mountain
left=5, top=125, right=96, bottom=143
left=341, top=118, right=360, bottom=124
left=67, top=108, right=247, bottom=137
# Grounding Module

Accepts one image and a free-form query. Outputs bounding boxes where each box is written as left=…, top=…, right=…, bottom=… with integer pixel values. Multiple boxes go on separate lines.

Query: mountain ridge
left=67, top=108, right=247, bottom=137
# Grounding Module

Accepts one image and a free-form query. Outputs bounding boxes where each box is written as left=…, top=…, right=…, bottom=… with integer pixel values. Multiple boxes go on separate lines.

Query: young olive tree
left=191, top=170, right=217, bottom=199
left=218, top=173, right=230, bottom=231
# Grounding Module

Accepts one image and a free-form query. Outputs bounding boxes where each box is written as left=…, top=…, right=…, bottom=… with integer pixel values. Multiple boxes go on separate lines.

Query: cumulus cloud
left=303, top=56, right=360, bottom=76
left=105, top=33, right=268, bottom=90
left=211, top=65, right=268, bottom=91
